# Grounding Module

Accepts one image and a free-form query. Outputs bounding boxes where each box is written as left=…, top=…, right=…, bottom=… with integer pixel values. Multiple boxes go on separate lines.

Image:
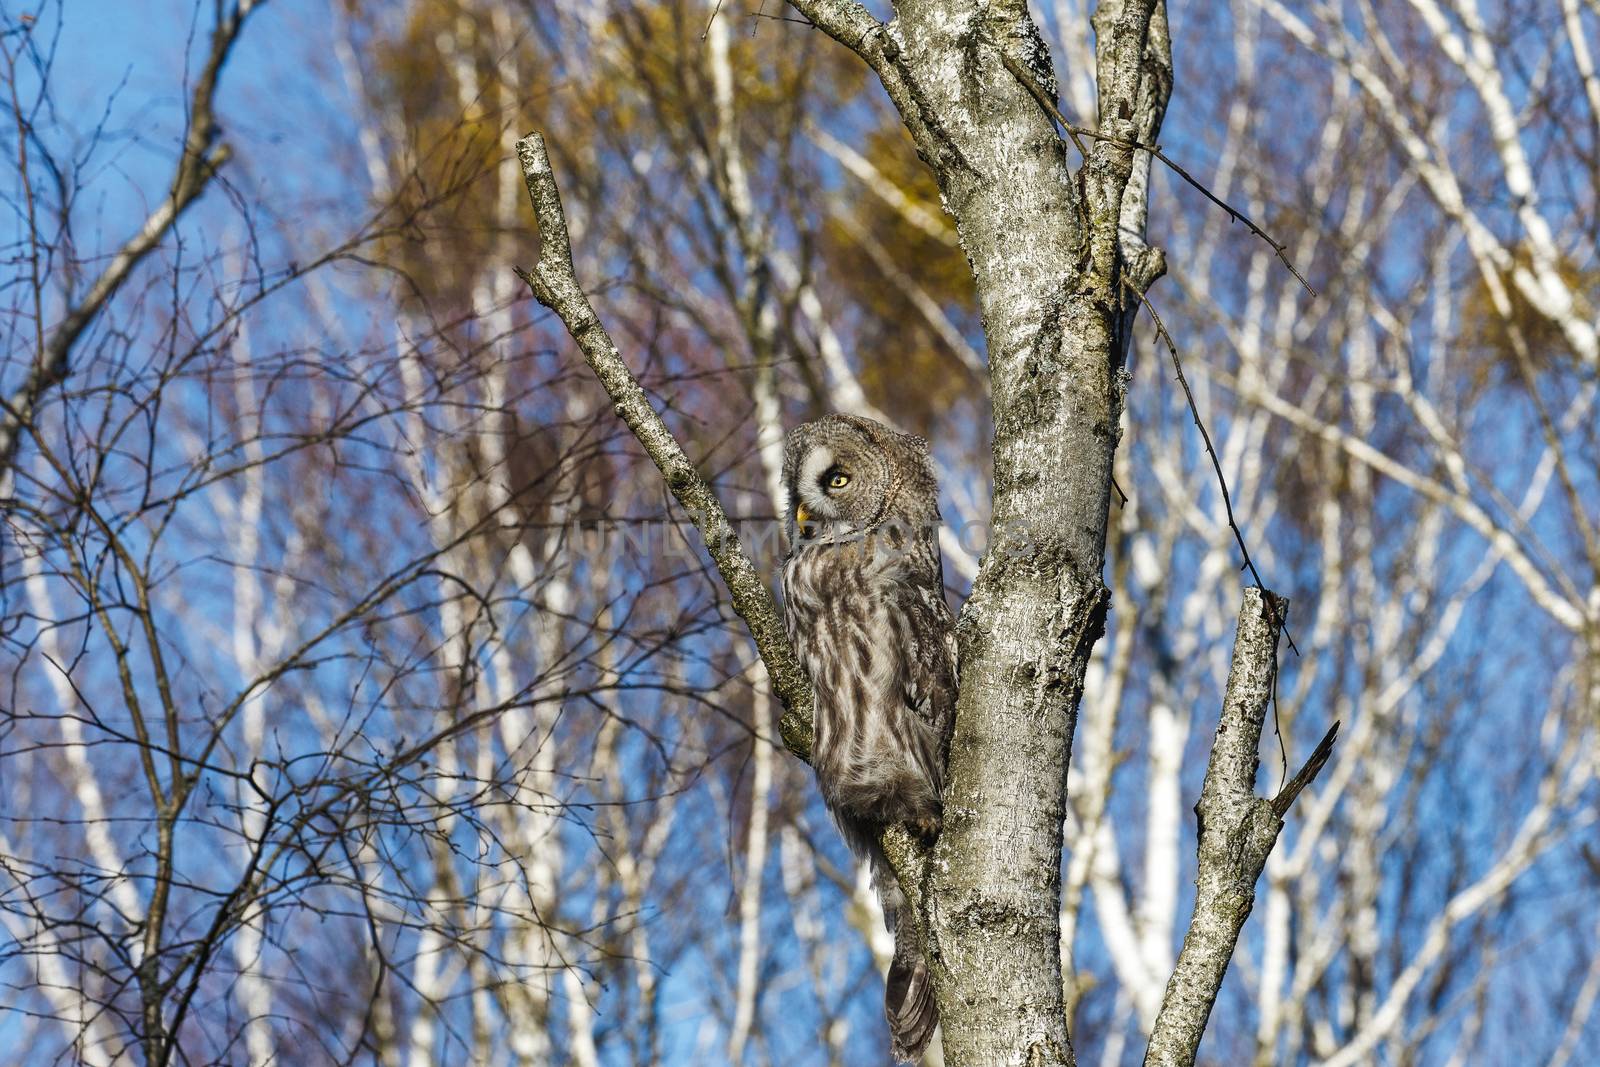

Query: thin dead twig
left=1124, top=278, right=1299, bottom=656
left=1271, top=719, right=1339, bottom=817
left=0, top=0, right=260, bottom=480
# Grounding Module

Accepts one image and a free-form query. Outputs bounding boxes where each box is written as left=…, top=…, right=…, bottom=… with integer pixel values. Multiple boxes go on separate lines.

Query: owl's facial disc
left=796, top=445, right=858, bottom=538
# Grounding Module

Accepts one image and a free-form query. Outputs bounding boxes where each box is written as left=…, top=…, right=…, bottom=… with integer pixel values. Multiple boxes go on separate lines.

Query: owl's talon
left=910, top=816, right=941, bottom=844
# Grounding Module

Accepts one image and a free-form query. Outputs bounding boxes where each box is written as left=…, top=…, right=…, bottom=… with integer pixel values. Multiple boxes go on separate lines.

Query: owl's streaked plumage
left=780, top=413, right=957, bottom=1062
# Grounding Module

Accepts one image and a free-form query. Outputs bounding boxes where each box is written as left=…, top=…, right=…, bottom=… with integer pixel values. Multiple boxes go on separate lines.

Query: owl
left=780, top=413, right=957, bottom=1062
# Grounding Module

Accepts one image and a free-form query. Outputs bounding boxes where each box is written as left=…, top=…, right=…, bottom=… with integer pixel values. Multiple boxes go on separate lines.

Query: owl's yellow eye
left=826, top=471, right=851, bottom=490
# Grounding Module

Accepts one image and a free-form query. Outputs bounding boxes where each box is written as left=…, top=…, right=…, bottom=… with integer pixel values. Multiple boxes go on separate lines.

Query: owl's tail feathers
left=886, top=930, right=939, bottom=1062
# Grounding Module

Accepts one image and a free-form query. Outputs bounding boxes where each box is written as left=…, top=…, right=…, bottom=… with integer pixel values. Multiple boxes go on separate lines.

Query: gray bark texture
left=785, top=2, right=1167, bottom=1063
left=1142, top=589, right=1330, bottom=1067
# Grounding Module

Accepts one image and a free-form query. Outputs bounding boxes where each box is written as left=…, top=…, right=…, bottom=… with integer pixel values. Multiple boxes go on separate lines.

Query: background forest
left=2, top=1, right=1597, bottom=1064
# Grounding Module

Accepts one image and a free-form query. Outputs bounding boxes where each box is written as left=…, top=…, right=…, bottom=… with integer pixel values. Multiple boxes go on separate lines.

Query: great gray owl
left=780, top=413, right=957, bottom=1062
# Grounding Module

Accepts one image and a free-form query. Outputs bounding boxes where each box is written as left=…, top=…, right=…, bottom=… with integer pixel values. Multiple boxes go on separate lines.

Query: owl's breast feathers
left=781, top=532, right=956, bottom=832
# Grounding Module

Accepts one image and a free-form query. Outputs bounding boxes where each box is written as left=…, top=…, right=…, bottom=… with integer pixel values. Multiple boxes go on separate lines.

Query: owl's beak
left=795, top=503, right=811, bottom=525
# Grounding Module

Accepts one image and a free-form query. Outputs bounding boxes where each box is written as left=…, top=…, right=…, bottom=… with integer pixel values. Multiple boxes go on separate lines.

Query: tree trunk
left=784, top=2, right=1167, bottom=1061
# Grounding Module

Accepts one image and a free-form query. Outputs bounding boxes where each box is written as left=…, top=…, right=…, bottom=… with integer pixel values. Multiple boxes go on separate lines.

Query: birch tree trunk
left=782, top=3, right=1169, bottom=1061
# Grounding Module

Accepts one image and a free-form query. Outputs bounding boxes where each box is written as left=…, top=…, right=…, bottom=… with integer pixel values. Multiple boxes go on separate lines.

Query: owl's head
left=781, top=414, right=939, bottom=545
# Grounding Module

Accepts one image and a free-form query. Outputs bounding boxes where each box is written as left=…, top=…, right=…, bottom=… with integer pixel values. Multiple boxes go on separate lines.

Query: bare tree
left=2, top=4, right=748, bottom=1063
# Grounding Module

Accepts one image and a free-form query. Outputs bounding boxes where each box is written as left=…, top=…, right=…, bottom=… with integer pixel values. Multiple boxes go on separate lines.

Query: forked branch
left=1144, top=588, right=1337, bottom=1067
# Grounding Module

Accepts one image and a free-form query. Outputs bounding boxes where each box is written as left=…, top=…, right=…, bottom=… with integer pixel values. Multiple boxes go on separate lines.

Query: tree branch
left=997, top=48, right=1314, bottom=296
left=784, top=0, right=978, bottom=178
left=513, top=130, right=814, bottom=759
left=0, top=0, right=260, bottom=480
left=1143, top=587, right=1336, bottom=1067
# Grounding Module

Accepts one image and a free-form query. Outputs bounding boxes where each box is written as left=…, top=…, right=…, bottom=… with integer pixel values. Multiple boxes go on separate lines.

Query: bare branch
left=1144, top=588, right=1335, bottom=1067
left=999, top=49, right=1315, bottom=296
left=1270, top=720, right=1338, bottom=818
left=513, top=130, right=814, bottom=759
left=0, top=1, right=261, bottom=478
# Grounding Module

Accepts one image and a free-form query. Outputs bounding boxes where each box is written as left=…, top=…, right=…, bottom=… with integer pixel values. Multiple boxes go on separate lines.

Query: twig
left=998, top=50, right=1315, bottom=297
left=513, top=131, right=815, bottom=760
left=1124, top=279, right=1299, bottom=655
left=700, top=0, right=725, bottom=39
left=749, top=10, right=812, bottom=27
left=1271, top=720, right=1339, bottom=817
